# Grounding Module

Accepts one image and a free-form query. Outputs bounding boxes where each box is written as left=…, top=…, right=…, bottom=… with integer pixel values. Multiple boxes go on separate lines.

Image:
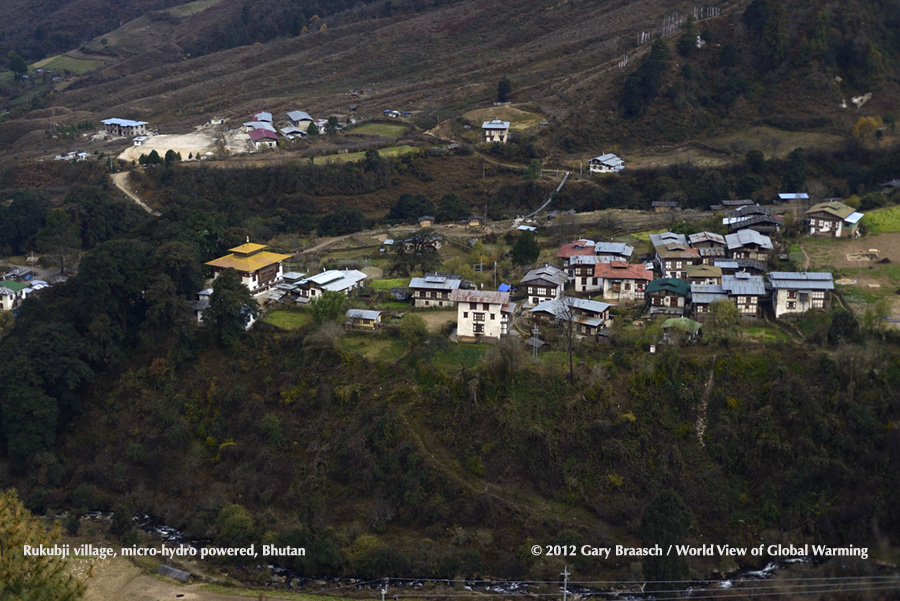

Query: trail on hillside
left=110, top=172, right=160, bottom=216
left=695, top=356, right=717, bottom=446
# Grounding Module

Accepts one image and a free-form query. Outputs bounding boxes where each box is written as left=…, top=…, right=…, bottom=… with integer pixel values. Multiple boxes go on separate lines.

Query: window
left=787, top=291, right=797, bottom=299
left=490, top=313, right=495, bottom=320
left=786, top=301, right=796, bottom=309
left=532, top=297, right=539, bottom=304
left=483, top=303, right=490, bottom=311
left=474, top=323, right=485, bottom=334
left=463, top=312, right=468, bottom=318
left=473, top=313, right=485, bottom=322
left=470, top=302, right=477, bottom=310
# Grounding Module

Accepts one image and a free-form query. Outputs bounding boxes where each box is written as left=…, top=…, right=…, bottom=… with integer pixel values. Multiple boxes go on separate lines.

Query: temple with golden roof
left=205, top=242, right=292, bottom=294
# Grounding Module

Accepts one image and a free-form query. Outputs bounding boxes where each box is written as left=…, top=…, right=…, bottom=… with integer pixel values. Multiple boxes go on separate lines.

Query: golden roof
left=206, top=251, right=292, bottom=273
left=229, top=242, right=269, bottom=255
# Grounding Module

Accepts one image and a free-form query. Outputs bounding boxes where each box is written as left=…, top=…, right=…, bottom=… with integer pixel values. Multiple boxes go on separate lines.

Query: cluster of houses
left=0, top=268, right=54, bottom=312
left=190, top=192, right=861, bottom=344
left=242, top=110, right=329, bottom=149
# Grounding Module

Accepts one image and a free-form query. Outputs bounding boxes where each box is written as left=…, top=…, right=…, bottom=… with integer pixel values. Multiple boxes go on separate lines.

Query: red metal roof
left=593, top=261, right=653, bottom=280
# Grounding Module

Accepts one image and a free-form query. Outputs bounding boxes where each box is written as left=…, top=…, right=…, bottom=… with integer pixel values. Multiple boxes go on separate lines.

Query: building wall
left=602, top=279, right=646, bottom=301
left=483, top=128, right=509, bottom=143
left=808, top=216, right=843, bottom=237
left=523, top=284, right=562, bottom=306
left=774, top=289, right=828, bottom=318
left=412, top=289, right=454, bottom=308
left=457, top=301, right=505, bottom=340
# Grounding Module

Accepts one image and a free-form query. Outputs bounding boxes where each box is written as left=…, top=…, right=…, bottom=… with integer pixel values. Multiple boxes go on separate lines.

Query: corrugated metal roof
left=347, top=309, right=381, bottom=320
left=287, top=110, right=313, bottom=122
left=102, top=118, right=148, bottom=126
left=769, top=272, right=834, bottom=290
left=482, top=119, right=510, bottom=129
left=690, top=284, right=728, bottom=304
left=450, top=289, right=510, bottom=305
left=530, top=297, right=611, bottom=320
left=409, top=276, right=463, bottom=291
left=725, top=229, right=773, bottom=250
left=722, top=273, right=766, bottom=296
left=649, top=232, right=687, bottom=248
left=689, top=232, right=726, bottom=245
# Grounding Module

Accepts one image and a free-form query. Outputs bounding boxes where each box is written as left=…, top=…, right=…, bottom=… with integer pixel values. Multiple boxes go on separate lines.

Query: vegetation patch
left=313, top=146, right=419, bottom=165
left=462, top=106, right=546, bottom=131
left=164, top=0, right=225, bottom=17
left=341, top=334, right=407, bottom=363
left=262, top=310, right=311, bottom=330
left=32, top=55, right=104, bottom=74
left=371, top=278, right=408, bottom=290
left=862, top=206, right=900, bottom=234
left=350, top=123, right=409, bottom=138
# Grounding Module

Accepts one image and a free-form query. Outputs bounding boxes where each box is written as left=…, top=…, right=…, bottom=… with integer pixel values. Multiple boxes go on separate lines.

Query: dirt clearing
left=118, top=131, right=218, bottom=162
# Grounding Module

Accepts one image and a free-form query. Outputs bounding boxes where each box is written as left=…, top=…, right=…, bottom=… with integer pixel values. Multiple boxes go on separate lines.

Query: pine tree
left=203, top=268, right=261, bottom=346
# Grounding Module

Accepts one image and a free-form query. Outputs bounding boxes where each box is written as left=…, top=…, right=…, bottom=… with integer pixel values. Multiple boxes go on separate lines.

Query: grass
left=371, top=278, right=408, bottom=290
left=861, top=205, right=900, bottom=234
left=742, top=325, right=792, bottom=344
left=341, top=333, right=407, bottom=362
left=462, top=106, right=546, bottom=131
left=350, top=123, right=409, bottom=137
left=198, top=584, right=365, bottom=601
left=165, top=0, right=225, bottom=17
left=262, top=310, right=311, bottom=330
left=430, top=345, right=488, bottom=372
left=32, top=56, right=104, bottom=74
left=313, top=145, right=419, bottom=165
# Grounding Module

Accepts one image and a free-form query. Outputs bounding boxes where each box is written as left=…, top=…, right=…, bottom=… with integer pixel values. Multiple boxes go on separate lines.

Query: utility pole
left=532, top=323, right=540, bottom=364
left=561, top=566, right=570, bottom=601
left=381, top=578, right=388, bottom=601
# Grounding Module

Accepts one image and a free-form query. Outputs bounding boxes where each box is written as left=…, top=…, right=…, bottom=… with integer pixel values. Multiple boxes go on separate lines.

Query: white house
left=589, top=153, right=625, bottom=173
left=769, top=272, right=834, bottom=318
left=592, top=261, right=653, bottom=302
left=205, top=242, right=292, bottom=295
left=482, top=120, right=510, bottom=144
left=0, top=280, right=28, bottom=311
left=529, top=297, right=613, bottom=338
left=450, top=289, right=513, bottom=342
left=805, top=201, right=864, bottom=238
left=102, top=118, right=148, bottom=137
left=295, top=269, right=367, bottom=303
left=287, top=111, right=314, bottom=130
left=249, top=128, right=279, bottom=149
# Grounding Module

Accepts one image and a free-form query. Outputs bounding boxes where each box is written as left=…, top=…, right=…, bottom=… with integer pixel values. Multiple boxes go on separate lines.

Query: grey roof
left=482, top=119, right=510, bottom=129
left=282, top=271, right=306, bottom=281
left=102, top=118, right=148, bottom=126
left=408, top=274, right=463, bottom=291
left=649, top=232, right=687, bottom=248
left=778, top=192, right=809, bottom=200
left=725, top=229, right=773, bottom=251
left=690, top=284, right=728, bottom=305
left=722, top=273, right=766, bottom=296
left=244, top=121, right=278, bottom=133
left=254, top=111, right=273, bottom=122
left=769, top=272, right=835, bottom=290
left=521, top=265, right=567, bottom=287
left=305, top=269, right=366, bottom=291
left=595, top=242, right=634, bottom=257
left=845, top=212, right=864, bottom=224
left=689, top=232, right=726, bottom=246
left=287, top=110, right=313, bottom=122
left=347, top=309, right=382, bottom=320
left=714, top=260, right=739, bottom=270
left=530, top=297, right=612, bottom=319
left=591, top=153, right=624, bottom=167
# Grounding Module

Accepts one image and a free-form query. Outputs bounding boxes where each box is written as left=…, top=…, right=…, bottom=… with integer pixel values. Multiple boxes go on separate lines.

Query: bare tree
left=556, top=296, right=578, bottom=383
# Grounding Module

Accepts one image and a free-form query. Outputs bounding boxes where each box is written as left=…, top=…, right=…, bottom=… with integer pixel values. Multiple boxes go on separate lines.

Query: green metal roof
left=0, top=279, right=28, bottom=293
left=647, top=278, right=690, bottom=296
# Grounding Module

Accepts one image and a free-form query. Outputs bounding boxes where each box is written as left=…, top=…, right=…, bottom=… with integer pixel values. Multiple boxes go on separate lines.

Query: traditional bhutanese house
left=450, top=289, right=514, bottom=342
left=279, top=126, right=307, bottom=140
left=662, top=317, right=703, bottom=341
left=652, top=200, right=679, bottom=212
left=593, top=261, right=653, bottom=302
left=520, top=264, right=567, bottom=307
left=686, top=264, right=723, bottom=286
left=723, top=205, right=781, bottom=235
left=688, top=231, right=727, bottom=249
left=769, top=272, right=834, bottom=318
left=710, top=199, right=755, bottom=212
left=408, top=274, right=464, bottom=308
left=557, top=239, right=596, bottom=269
left=265, top=271, right=307, bottom=303
left=287, top=110, right=314, bottom=130
left=690, top=283, right=728, bottom=318
left=566, top=255, right=604, bottom=291
left=205, top=243, right=292, bottom=295
left=589, top=153, right=625, bottom=174
left=295, top=270, right=367, bottom=303
left=529, top=297, right=613, bottom=339
left=778, top=192, right=809, bottom=204
left=249, top=128, right=279, bottom=149
left=418, top=215, right=435, bottom=228
left=646, top=278, right=690, bottom=316
left=345, top=309, right=382, bottom=330
left=805, top=201, right=864, bottom=238
left=467, top=215, right=484, bottom=228
left=191, top=288, right=212, bottom=322
left=725, top=229, right=774, bottom=262
left=0, top=279, right=28, bottom=311
left=721, top=272, right=766, bottom=318
left=482, top=120, right=510, bottom=144
left=102, top=118, right=148, bottom=137
left=253, top=111, right=273, bottom=123
left=656, top=243, right=701, bottom=279
left=243, top=120, right=278, bottom=133
left=697, top=246, right=727, bottom=265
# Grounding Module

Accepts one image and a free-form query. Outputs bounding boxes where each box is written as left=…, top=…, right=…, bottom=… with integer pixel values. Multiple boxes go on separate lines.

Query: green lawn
left=32, top=55, right=104, bottom=74
left=262, top=310, right=311, bottom=330
left=350, top=123, right=409, bottom=137
left=371, top=278, right=408, bottom=290
left=313, top=145, right=419, bottom=165
left=430, top=345, right=488, bottom=372
left=861, top=205, right=900, bottom=234
left=341, top=334, right=407, bottom=363
left=165, top=0, right=225, bottom=17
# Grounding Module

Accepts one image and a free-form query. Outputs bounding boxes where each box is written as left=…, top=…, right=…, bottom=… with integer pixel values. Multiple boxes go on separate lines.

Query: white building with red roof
left=593, top=261, right=654, bottom=302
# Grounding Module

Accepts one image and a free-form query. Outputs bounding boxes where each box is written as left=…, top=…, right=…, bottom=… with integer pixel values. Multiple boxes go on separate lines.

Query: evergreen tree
left=36, top=209, right=80, bottom=274
left=325, top=116, right=340, bottom=135
left=307, top=122, right=320, bottom=136
left=0, top=490, right=87, bottom=600
left=639, top=489, right=692, bottom=589
left=8, top=52, right=27, bottom=80
left=310, top=290, right=348, bottom=324
left=782, top=147, right=807, bottom=192
left=511, top=231, right=540, bottom=266
left=497, top=77, right=512, bottom=102
left=203, top=268, right=261, bottom=346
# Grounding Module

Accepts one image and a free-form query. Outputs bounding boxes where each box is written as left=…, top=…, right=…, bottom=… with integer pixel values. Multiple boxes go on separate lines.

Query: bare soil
left=118, top=131, right=219, bottom=162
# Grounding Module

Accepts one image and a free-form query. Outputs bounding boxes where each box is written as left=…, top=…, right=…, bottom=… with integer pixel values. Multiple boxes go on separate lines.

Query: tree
left=307, top=122, right=320, bottom=136
left=325, top=116, right=340, bottom=135
left=523, top=159, right=541, bottom=183
left=36, top=209, right=80, bottom=274
left=762, top=0, right=788, bottom=69
left=389, top=230, right=442, bottom=276
left=510, top=231, right=540, bottom=266
left=707, top=299, right=740, bottom=342
left=203, top=268, right=261, bottom=346
left=398, top=313, right=427, bottom=345
left=318, top=206, right=365, bottom=236
left=8, top=52, right=27, bottom=80
left=639, top=489, right=692, bottom=589
left=745, top=149, right=767, bottom=174
left=556, top=296, right=578, bottom=384
left=388, top=194, right=435, bottom=223
left=310, top=290, right=348, bottom=324
left=782, top=147, right=807, bottom=193
left=164, top=149, right=180, bottom=167
left=497, top=77, right=512, bottom=103
left=0, top=489, right=87, bottom=600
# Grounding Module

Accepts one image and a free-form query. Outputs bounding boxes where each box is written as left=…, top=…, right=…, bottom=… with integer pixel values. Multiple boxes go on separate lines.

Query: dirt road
left=110, top=172, right=160, bottom=216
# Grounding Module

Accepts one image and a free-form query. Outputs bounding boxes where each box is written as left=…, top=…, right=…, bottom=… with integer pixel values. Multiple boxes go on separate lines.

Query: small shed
left=346, top=309, right=383, bottom=330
